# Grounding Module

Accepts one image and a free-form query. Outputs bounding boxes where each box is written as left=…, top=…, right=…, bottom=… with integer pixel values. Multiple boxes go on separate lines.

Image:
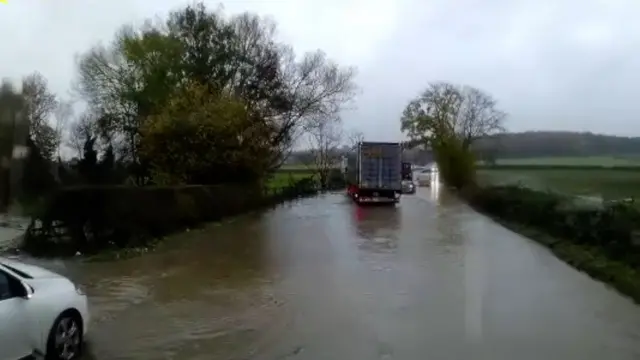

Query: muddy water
left=19, top=186, right=640, bottom=359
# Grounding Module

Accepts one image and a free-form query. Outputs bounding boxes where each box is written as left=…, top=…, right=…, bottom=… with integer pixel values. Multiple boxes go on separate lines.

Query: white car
left=415, top=168, right=434, bottom=186
left=0, top=258, right=89, bottom=360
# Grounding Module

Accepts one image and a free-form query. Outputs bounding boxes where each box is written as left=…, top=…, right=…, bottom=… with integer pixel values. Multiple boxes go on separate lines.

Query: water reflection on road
left=18, top=186, right=640, bottom=359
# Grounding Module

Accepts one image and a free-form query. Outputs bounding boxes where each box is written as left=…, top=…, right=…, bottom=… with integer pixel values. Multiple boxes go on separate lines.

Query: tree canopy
left=400, top=82, right=506, bottom=188
left=75, top=2, right=357, bottom=185
left=401, top=82, right=505, bottom=150
left=140, top=82, right=275, bottom=184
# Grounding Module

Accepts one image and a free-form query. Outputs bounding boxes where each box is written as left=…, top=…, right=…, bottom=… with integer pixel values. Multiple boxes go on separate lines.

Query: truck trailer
left=342, top=141, right=403, bottom=204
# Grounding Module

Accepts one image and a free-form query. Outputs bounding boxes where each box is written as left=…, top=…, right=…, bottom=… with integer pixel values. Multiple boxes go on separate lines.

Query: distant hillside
left=285, top=131, right=640, bottom=166
left=476, top=131, right=640, bottom=159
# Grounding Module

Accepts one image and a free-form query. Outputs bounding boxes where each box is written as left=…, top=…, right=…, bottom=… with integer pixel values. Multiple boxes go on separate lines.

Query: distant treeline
left=475, top=131, right=640, bottom=159
left=286, top=131, right=640, bottom=166
left=286, top=145, right=434, bottom=166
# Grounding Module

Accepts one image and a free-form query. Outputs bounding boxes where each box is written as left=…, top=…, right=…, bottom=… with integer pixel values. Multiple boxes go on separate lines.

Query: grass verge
left=268, top=171, right=315, bottom=190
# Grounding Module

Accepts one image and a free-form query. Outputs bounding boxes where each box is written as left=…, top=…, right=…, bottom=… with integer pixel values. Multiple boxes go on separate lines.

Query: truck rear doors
left=358, top=142, right=402, bottom=191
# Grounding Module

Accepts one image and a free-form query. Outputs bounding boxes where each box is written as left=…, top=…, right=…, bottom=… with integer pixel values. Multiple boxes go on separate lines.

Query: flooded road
left=20, top=185, right=640, bottom=359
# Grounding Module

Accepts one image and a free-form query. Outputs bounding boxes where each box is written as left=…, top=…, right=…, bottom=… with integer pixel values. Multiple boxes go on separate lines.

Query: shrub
left=432, top=134, right=477, bottom=190
left=24, top=178, right=317, bottom=256
left=326, top=168, right=345, bottom=190
left=140, top=82, right=277, bottom=185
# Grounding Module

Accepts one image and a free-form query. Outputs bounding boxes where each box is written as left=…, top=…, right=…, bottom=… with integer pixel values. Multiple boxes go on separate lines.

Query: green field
left=478, top=168, right=640, bottom=200
left=491, top=156, right=640, bottom=167
left=279, top=164, right=316, bottom=170
left=279, top=157, right=640, bottom=201
left=267, top=171, right=314, bottom=190
left=279, top=164, right=340, bottom=171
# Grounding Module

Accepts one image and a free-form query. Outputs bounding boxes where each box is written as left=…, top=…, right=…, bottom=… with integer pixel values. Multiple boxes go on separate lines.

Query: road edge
left=477, top=211, right=640, bottom=305
left=0, top=231, right=25, bottom=255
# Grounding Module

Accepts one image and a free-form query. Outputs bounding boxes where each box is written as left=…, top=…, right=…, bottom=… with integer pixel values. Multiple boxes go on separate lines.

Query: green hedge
left=326, top=168, right=346, bottom=189
left=275, top=167, right=346, bottom=190
left=24, top=178, right=317, bottom=256
left=276, top=168, right=317, bottom=175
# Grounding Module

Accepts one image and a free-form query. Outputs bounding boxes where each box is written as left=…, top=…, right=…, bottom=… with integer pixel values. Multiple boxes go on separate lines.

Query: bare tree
left=274, top=48, right=357, bottom=166
left=22, top=73, right=57, bottom=130
left=458, top=86, right=506, bottom=148
left=22, top=72, right=58, bottom=160
left=306, top=116, right=343, bottom=189
left=53, top=100, right=74, bottom=160
left=345, top=129, right=364, bottom=148
left=68, top=113, right=97, bottom=157
left=400, top=82, right=506, bottom=150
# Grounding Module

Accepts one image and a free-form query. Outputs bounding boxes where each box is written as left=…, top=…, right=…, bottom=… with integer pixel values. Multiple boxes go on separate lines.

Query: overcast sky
left=1, top=0, right=639, bottom=142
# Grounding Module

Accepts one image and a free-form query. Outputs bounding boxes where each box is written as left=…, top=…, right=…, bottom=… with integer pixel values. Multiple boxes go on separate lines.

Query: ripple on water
left=85, top=280, right=289, bottom=360
left=357, top=236, right=398, bottom=254
left=86, top=276, right=152, bottom=322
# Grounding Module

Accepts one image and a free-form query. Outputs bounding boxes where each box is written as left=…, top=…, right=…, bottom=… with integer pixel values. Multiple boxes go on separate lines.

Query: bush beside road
left=22, top=177, right=318, bottom=258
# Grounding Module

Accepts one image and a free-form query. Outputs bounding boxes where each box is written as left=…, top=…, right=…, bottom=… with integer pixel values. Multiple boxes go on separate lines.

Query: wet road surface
left=20, top=185, right=640, bottom=359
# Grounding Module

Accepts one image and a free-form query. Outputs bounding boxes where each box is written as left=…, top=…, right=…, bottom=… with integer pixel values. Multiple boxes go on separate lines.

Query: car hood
left=0, top=257, right=64, bottom=279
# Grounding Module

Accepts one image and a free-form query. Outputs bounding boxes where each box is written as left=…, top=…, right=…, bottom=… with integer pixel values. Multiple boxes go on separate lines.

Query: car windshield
left=0, top=262, right=33, bottom=279
left=1, top=3, right=639, bottom=359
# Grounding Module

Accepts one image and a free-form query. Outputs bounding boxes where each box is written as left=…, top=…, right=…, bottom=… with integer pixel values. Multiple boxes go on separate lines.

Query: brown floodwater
left=17, top=185, right=640, bottom=360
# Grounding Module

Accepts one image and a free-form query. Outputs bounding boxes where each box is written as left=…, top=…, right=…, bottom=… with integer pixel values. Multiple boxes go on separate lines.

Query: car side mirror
left=19, top=281, right=33, bottom=299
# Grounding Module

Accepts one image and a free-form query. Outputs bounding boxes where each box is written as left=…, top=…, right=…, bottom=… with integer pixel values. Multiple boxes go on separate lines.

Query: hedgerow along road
left=16, top=186, right=640, bottom=360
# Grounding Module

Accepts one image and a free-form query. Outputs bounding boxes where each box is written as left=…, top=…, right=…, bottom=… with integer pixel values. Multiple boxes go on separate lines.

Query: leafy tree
left=75, top=2, right=357, bottom=184
left=140, top=82, right=275, bottom=185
